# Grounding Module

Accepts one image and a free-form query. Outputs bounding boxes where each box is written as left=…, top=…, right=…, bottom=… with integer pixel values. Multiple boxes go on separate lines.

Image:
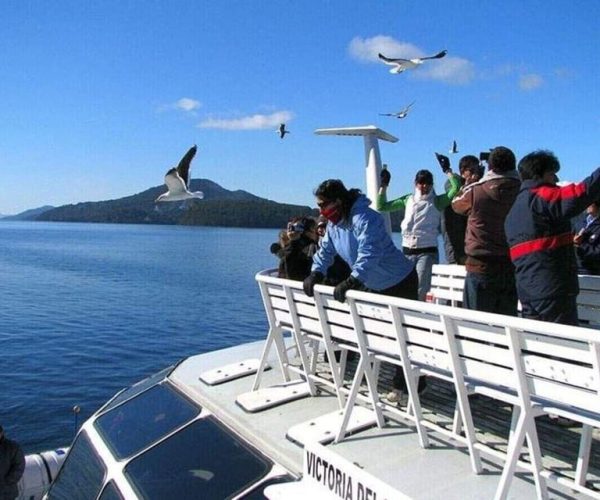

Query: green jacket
left=376, top=174, right=461, bottom=212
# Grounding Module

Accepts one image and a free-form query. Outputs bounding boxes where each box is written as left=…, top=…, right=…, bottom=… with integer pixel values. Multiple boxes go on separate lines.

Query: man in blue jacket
left=303, top=179, right=419, bottom=403
left=505, top=150, right=600, bottom=325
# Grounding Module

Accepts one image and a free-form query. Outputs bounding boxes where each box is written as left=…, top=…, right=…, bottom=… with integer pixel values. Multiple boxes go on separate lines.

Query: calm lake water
left=0, top=222, right=277, bottom=453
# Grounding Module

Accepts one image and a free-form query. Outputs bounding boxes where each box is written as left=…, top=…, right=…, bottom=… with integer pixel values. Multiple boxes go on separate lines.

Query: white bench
left=430, top=264, right=600, bottom=328
left=342, top=289, right=600, bottom=499
left=250, top=269, right=600, bottom=499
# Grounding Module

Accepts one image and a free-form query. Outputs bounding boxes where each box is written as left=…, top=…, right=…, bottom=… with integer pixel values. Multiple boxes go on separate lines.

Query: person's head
left=314, top=179, right=361, bottom=224
left=518, top=150, right=560, bottom=184
left=316, top=216, right=327, bottom=237
left=286, top=216, right=305, bottom=240
left=302, top=217, right=319, bottom=242
left=458, top=155, right=481, bottom=184
left=414, top=169, right=433, bottom=195
left=488, top=146, right=516, bottom=174
left=587, top=200, right=600, bottom=217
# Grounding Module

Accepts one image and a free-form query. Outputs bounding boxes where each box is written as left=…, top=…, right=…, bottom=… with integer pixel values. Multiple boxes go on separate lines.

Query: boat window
left=46, top=432, right=105, bottom=500
left=95, top=383, right=199, bottom=459
left=125, top=418, right=270, bottom=499
left=97, top=481, right=124, bottom=500
left=97, top=365, right=174, bottom=415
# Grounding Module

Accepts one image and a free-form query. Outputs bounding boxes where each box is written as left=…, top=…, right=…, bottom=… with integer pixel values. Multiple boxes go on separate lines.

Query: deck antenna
left=315, top=125, right=398, bottom=235
left=72, top=405, right=81, bottom=437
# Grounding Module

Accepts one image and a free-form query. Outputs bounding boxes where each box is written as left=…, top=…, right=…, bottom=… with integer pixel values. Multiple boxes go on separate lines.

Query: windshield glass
left=97, top=366, right=174, bottom=415
left=98, top=481, right=124, bottom=500
left=95, top=383, right=199, bottom=459
left=125, top=418, right=270, bottom=499
left=46, top=432, right=105, bottom=500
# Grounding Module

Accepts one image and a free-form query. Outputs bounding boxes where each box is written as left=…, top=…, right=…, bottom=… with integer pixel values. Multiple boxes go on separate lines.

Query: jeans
left=463, top=268, right=518, bottom=316
left=404, top=250, right=439, bottom=301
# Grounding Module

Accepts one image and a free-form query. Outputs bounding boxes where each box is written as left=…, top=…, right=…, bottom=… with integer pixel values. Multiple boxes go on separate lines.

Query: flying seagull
left=379, top=101, right=415, bottom=119
left=278, top=123, right=290, bottom=139
left=449, top=140, right=458, bottom=154
left=155, top=145, right=204, bottom=202
left=378, top=50, right=448, bottom=74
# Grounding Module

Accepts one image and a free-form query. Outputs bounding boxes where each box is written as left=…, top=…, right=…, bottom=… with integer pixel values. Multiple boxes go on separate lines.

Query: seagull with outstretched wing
left=278, top=123, right=290, bottom=139
left=378, top=50, right=447, bottom=74
left=379, top=101, right=416, bottom=119
left=155, top=145, right=204, bottom=202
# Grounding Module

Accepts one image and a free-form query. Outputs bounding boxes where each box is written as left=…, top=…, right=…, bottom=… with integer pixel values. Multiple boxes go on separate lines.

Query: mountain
left=36, top=179, right=317, bottom=228
left=2, top=205, right=55, bottom=221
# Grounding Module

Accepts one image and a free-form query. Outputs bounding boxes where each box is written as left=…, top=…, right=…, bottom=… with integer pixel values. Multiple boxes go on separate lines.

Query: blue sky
left=1, top=0, right=600, bottom=214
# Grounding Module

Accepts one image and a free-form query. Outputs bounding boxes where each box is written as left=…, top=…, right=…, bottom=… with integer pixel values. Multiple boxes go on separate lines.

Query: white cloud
left=175, top=97, right=201, bottom=111
left=158, top=97, right=202, bottom=114
left=348, top=35, right=475, bottom=85
left=198, top=110, right=294, bottom=130
left=519, top=73, right=544, bottom=91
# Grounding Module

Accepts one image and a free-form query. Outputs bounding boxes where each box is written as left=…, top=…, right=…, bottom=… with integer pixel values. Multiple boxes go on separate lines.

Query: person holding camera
left=441, top=155, right=483, bottom=265
left=452, top=146, right=520, bottom=316
left=272, top=216, right=319, bottom=281
left=376, top=158, right=460, bottom=301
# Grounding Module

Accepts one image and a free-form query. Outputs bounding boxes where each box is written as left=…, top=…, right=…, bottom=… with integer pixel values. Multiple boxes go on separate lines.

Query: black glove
left=303, top=271, right=324, bottom=297
left=380, top=168, right=391, bottom=188
left=435, top=153, right=451, bottom=173
left=333, top=276, right=363, bottom=303
left=270, top=243, right=281, bottom=255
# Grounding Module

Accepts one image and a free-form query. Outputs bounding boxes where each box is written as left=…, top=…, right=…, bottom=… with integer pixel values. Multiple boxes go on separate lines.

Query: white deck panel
left=169, top=340, right=589, bottom=499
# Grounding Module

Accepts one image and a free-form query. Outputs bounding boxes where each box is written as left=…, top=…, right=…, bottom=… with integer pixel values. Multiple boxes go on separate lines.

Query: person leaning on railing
left=302, top=178, right=423, bottom=402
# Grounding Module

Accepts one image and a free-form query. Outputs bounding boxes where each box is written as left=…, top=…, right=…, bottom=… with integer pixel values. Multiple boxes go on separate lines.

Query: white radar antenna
left=315, top=125, right=398, bottom=234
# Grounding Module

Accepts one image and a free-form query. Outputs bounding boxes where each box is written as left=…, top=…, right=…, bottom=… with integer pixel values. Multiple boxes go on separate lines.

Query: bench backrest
left=347, top=289, right=600, bottom=414
left=430, top=264, right=600, bottom=329
left=256, top=271, right=322, bottom=339
left=429, top=264, right=467, bottom=306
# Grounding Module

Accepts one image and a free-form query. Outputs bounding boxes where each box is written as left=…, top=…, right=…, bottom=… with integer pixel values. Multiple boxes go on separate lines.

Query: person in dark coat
left=575, top=200, right=600, bottom=275
left=505, top=150, right=600, bottom=325
left=0, top=425, right=25, bottom=500
left=275, top=216, right=319, bottom=281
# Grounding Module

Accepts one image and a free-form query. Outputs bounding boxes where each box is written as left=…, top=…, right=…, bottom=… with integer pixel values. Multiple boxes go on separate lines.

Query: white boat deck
left=169, top=340, right=596, bottom=499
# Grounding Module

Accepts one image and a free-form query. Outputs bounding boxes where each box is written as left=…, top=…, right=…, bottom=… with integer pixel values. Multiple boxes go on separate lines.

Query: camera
left=479, top=151, right=490, bottom=162
left=287, top=222, right=305, bottom=233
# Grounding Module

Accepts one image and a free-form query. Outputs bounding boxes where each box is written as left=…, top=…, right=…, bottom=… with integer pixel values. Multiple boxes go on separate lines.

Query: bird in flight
left=378, top=50, right=447, bottom=74
left=155, top=145, right=204, bottom=202
left=449, top=140, right=458, bottom=154
left=278, top=123, right=290, bottom=139
left=379, top=101, right=415, bottom=119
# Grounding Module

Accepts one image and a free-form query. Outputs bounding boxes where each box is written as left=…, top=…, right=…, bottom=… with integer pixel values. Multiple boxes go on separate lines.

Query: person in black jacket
left=273, top=217, right=318, bottom=281
left=0, top=425, right=25, bottom=500
left=575, top=200, right=600, bottom=275
left=505, top=150, right=600, bottom=325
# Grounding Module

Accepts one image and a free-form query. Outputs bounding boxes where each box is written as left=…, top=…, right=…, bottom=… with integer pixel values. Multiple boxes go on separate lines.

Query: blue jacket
left=312, top=195, right=414, bottom=290
left=505, top=167, right=600, bottom=302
